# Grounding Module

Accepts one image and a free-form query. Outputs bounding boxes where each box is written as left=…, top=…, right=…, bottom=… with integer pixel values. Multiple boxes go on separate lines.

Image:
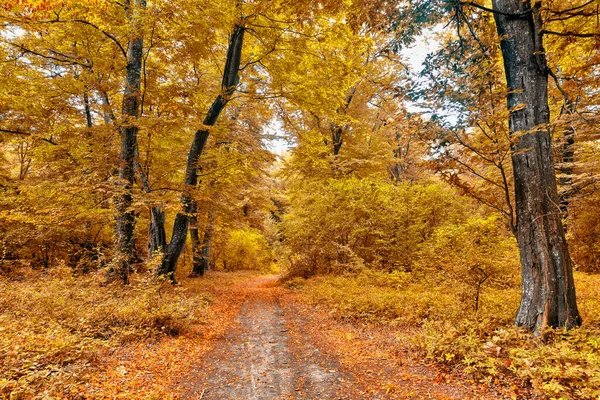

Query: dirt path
left=181, top=275, right=493, bottom=399
left=181, top=275, right=351, bottom=399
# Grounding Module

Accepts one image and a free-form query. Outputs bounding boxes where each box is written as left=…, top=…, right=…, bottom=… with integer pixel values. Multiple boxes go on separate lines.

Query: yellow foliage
left=279, top=176, right=476, bottom=277
left=290, top=264, right=600, bottom=398
left=568, top=191, right=600, bottom=272
left=416, top=215, right=520, bottom=311
left=216, top=228, right=274, bottom=272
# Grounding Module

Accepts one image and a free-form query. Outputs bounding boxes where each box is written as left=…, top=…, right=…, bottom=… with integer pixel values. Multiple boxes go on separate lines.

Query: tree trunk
left=83, top=92, right=93, bottom=129
left=192, top=208, right=214, bottom=276
left=110, top=0, right=146, bottom=284
left=134, top=159, right=168, bottom=257
left=558, top=100, right=575, bottom=224
left=330, top=88, right=355, bottom=157
left=190, top=213, right=203, bottom=275
left=331, top=124, right=343, bottom=156
left=148, top=206, right=167, bottom=256
left=156, top=24, right=245, bottom=279
left=200, top=215, right=214, bottom=271
left=492, top=0, right=581, bottom=333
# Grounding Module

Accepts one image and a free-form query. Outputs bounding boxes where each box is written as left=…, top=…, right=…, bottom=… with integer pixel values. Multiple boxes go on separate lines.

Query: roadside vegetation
left=0, top=268, right=256, bottom=399
left=287, top=270, right=600, bottom=399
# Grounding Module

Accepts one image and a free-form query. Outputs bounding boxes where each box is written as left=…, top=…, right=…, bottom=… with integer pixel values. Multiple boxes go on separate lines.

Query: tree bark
left=492, top=0, right=581, bottom=333
left=83, top=92, right=93, bottom=129
left=200, top=216, right=214, bottom=272
left=110, top=0, right=146, bottom=284
left=331, top=88, right=355, bottom=157
left=190, top=212, right=203, bottom=275
left=558, top=100, right=575, bottom=224
left=331, top=124, right=343, bottom=156
left=156, top=24, right=245, bottom=279
left=192, top=208, right=214, bottom=276
left=148, top=206, right=167, bottom=256
left=133, top=159, right=167, bottom=257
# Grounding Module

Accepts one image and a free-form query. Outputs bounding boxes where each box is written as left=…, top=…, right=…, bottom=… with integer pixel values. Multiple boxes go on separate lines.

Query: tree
left=412, top=0, right=589, bottom=332
left=0, top=1, right=134, bottom=271
left=155, top=23, right=245, bottom=279
left=110, top=0, right=146, bottom=284
left=491, top=0, right=581, bottom=332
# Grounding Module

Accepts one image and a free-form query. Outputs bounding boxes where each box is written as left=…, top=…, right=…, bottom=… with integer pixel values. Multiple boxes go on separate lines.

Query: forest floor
left=177, top=274, right=495, bottom=399
left=1, top=269, right=506, bottom=398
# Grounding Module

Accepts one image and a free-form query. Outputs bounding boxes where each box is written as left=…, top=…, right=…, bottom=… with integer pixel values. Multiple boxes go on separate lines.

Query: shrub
left=415, top=215, right=520, bottom=312
left=279, top=177, right=476, bottom=277
left=569, top=191, right=600, bottom=273
left=291, top=269, right=600, bottom=399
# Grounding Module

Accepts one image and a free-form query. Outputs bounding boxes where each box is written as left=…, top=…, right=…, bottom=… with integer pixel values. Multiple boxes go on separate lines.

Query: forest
left=1, top=0, right=600, bottom=398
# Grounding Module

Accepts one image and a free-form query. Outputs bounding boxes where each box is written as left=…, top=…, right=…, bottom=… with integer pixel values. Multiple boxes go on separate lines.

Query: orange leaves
left=281, top=286, right=492, bottom=399
left=2, top=0, right=104, bottom=21
left=0, top=269, right=255, bottom=399
left=4, top=0, right=56, bottom=13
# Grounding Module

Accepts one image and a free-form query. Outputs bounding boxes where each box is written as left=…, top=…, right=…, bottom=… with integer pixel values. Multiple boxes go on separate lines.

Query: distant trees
left=279, top=177, right=475, bottom=277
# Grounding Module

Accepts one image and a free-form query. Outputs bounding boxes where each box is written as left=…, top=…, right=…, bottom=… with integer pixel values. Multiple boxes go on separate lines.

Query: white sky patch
left=262, top=118, right=288, bottom=155
left=401, top=29, right=440, bottom=75
left=402, top=26, right=461, bottom=126
left=2, top=25, right=25, bottom=40
left=401, top=27, right=442, bottom=115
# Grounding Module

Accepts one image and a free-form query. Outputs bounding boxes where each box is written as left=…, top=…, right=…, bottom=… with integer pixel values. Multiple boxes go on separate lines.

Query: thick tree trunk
left=156, top=24, right=245, bottom=279
left=110, top=0, right=146, bottom=284
left=492, top=0, right=581, bottom=333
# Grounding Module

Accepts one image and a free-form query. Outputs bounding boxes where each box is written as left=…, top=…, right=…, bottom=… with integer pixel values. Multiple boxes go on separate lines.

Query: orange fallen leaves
left=84, top=272, right=256, bottom=399
left=0, top=270, right=256, bottom=399
left=279, top=290, right=492, bottom=399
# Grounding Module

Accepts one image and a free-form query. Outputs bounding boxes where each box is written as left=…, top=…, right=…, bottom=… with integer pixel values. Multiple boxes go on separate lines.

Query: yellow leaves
left=279, top=176, right=475, bottom=277
left=217, top=228, right=273, bottom=271
left=509, top=103, right=527, bottom=113
left=0, top=267, right=260, bottom=398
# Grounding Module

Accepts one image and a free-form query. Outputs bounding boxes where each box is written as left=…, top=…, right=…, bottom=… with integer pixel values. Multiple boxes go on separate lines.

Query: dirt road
left=181, top=276, right=352, bottom=399
left=181, top=275, right=492, bottom=399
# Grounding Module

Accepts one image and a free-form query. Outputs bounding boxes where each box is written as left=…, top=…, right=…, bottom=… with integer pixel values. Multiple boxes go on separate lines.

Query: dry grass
left=0, top=266, right=259, bottom=399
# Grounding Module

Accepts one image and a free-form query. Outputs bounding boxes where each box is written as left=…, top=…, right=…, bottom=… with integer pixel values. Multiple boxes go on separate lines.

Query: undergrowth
left=0, top=265, right=213, bottom=399
left=287, top=270, right=600, bottom=399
